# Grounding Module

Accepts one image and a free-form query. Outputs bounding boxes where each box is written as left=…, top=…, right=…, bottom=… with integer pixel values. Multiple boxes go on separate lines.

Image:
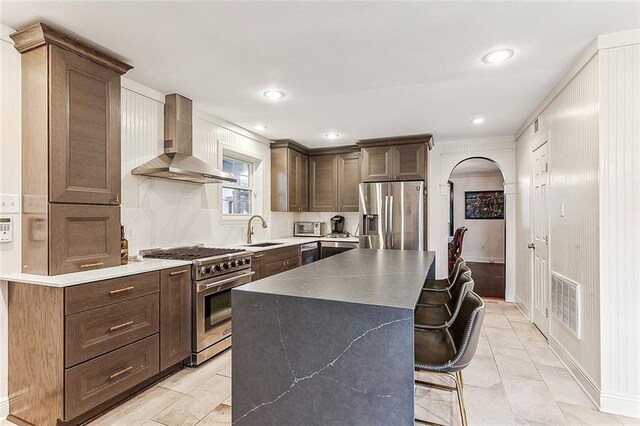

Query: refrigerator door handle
left=383, top=195, right=389, bottom=249
left=388, top=195, right=394, bottom=249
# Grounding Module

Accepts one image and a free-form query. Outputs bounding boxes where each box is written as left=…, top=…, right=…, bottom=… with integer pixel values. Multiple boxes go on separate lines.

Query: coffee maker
left=328, top=215, right=348, bottom=238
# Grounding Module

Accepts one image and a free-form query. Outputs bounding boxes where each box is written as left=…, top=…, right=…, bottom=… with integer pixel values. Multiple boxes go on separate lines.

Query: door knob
left=528, top=243, right=535, bottom=249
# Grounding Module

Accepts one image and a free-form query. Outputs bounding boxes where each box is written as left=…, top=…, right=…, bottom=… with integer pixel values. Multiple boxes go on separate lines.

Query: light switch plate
left=0, top=194, right=20, bottom=214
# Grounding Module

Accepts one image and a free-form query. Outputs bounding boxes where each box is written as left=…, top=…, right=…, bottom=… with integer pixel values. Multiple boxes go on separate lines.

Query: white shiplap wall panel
left=120, top=88, right=164, bottom=208
left=546, top=56, right=601, bottom=391
left=599, top=43, right=640, bottom=417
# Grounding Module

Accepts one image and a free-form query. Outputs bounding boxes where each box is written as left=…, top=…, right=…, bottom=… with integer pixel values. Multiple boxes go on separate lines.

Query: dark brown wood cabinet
left=310, top=155, right=338, bottom=211
left=357, top=134, right=433, bottom=182
left=11, top=23, right=132, bottom=276
left=8, top=269, right=185, bottom=426
left=337, top=152, right=361, bottom=212
left=253, top=245, right=302, bottom=280
left=49, top=45, right=122, bottom=205
left=360, top=146, right=394, bottom=182
left=49, top=204, right=121, bottom=275
left=159, top=267, right=192, bottom=370
left=251, top=253, right=265, bottom=281
left=270, top=141, right=309, bottom=212
left=309, top=150, right=360, bottom=212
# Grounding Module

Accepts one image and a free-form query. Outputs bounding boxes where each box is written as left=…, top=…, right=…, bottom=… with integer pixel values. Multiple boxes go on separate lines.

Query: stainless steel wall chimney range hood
left=131, top=94, right=236, bottom=184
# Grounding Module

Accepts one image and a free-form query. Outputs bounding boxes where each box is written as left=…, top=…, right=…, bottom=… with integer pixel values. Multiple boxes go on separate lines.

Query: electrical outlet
left=0, top=194, right=20, bottom=214
left=481, top=245, right=487, bottom=251
left=126, top=226, right=136, bottom=240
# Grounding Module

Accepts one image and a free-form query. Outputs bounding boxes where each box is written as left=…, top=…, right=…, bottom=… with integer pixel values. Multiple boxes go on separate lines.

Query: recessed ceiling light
left=254, top=124, right=267, bottom=131
left=324, top=132, right=340, bottom=139
left=472, top=117, right=485, bottom=124
left=482, top=49, right=514, bottom=64
left=262, top=89, right=286, bottom=100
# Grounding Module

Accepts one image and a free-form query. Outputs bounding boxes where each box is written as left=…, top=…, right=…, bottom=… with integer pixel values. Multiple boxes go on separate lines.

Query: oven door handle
left=201, top=270, right=255, bottom=291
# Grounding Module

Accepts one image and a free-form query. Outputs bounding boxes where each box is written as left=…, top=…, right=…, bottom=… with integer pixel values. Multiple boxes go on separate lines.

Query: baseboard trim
left=549, top=336, right=601, bottom=408
left=600, top=392, right=640, bottom=419
left=514, top=297, right=531, bottom=320
left=464, top=257, right=505, bottom=264
left=0, top=395, right=8, bottom=418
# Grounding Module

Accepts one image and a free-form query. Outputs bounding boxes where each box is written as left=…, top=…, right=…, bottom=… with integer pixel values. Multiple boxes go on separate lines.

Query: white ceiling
left=1, top=1, right=638, bottom=148
left=450, top=158, right=502, bottom=177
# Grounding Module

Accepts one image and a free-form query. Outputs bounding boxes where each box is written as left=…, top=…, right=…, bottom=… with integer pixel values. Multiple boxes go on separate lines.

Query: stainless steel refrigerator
left=359, top=181, right=425, bottom=250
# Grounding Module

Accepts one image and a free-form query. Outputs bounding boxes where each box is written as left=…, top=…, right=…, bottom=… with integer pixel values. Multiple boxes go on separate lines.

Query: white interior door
left=531, top=142, right=550, bottom=337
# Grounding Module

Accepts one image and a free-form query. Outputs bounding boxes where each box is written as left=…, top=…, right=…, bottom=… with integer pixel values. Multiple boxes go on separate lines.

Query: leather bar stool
left=414, top=291, right=486, bottom=426
left=415, top=273, right=474, bottom=330
left=418, top=265, right=472, bottom=306
left=423, top=257, right=465, bottom=291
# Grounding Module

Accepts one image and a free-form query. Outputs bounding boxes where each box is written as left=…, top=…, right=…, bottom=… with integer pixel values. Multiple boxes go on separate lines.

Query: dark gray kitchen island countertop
left=231, top=249, right=436, bottom=425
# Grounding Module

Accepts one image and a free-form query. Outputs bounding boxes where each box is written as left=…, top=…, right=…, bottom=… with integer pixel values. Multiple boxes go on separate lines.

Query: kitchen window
left=222, top=156, right=253, bottom=215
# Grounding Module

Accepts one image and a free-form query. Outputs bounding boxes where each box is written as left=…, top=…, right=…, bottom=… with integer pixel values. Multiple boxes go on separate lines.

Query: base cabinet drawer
left=65, top=271, right=159, bottom=315
left=65, top=294, right=159, bottom=367
left=65, top=335, right=159, bottom=420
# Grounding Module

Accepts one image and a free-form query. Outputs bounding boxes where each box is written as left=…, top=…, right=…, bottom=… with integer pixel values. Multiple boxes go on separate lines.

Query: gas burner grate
left=143, top=247, right=245, bottom=261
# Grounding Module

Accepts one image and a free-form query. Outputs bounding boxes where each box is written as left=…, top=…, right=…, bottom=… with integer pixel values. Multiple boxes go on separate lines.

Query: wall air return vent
left=551, top=272, right=581, bottom=339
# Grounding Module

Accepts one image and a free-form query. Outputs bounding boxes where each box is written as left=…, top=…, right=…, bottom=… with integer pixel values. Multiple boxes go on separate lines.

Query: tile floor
left=1, top=300, right=638, bottom=425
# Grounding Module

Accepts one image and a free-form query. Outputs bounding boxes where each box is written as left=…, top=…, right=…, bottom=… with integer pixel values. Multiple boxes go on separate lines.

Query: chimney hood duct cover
left=131, top=94, right=236, bottom=184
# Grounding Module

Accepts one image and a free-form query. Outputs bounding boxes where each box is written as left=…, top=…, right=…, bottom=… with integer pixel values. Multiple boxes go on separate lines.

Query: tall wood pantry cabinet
left=11, top=22, right=132, bottom=275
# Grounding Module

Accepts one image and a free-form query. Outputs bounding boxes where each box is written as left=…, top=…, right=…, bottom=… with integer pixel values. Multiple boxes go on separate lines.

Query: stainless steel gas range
left=141, top=244, right=253, bottom=365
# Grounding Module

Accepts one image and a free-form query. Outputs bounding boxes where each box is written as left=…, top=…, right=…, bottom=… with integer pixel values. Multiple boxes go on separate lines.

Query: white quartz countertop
left=0, top=258, right=192, bottom=288
left=236, top=236, right=359, bottom=252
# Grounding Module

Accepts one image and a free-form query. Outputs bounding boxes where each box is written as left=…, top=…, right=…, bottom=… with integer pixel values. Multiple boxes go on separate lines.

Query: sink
left=244, top=242, right=284, bottom=247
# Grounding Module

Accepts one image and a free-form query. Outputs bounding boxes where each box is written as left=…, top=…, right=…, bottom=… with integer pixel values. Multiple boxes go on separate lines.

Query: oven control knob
left=202, top=266, right=212, bottom=275
left=230, top=260, right=237, bottom=267
left=214, top=264, right=222, bottom=272
left=222, top=262, right=229, bottom=270
left=243, top=258, right=251, bottom=265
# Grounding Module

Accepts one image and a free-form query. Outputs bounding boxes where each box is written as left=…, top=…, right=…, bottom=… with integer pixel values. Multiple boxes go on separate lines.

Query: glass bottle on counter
left=121, top=225, right=129, bottom=265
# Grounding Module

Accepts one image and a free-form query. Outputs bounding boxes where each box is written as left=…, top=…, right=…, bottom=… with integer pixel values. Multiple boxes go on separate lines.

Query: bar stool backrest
left=447, top=292, right=485, bottom=371
left=445, top=274, right=475, bottom=325
left=448, top=258, right=467, bottom=285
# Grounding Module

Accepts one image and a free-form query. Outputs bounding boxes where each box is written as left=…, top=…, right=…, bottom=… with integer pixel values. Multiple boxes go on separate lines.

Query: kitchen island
left=231, top=248, right=435, bottom=425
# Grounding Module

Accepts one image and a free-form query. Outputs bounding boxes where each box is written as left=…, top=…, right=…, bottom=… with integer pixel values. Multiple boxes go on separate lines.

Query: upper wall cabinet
left=270, top=141, right=309, bottom=212
left=358, top=134, right=433, bottom=182
left=11, top=22, right=132, bottom=275
left=49, top=46, right=122, bottom=204
left=310, top=149, right=360, bottom=212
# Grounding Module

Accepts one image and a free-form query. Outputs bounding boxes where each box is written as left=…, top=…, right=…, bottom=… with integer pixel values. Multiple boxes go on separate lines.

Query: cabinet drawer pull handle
left=170, top=269, right=188, bottom=276
left=109, top=321, right=134, bottom=332
left=80, top=262, right=104, bottom=269
left=253, top=254, right=264, bottom=259
left=109, top=286, right=134, bottom=295
left=108, top=366, right=133, bottom=380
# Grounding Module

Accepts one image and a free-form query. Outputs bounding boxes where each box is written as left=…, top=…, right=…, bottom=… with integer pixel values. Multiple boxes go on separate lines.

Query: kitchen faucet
left=246, top=215, right=268, bottom=244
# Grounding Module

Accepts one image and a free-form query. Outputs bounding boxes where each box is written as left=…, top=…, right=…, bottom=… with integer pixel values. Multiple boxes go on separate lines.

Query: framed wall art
left=465, top=190, right=504, bottom=219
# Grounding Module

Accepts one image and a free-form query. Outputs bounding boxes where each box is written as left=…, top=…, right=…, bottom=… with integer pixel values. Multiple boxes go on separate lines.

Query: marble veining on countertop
left=234, top=248, right=435, bottom=309
left=0, top=258, right=192, bottom=287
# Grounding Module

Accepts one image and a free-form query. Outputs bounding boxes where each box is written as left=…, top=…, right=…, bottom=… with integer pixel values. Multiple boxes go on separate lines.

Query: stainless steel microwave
left=294, top=222, right=326, bottom=237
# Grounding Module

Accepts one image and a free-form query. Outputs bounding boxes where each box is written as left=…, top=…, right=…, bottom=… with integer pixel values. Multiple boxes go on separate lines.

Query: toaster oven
left=294, top=222, right=326, bottom=237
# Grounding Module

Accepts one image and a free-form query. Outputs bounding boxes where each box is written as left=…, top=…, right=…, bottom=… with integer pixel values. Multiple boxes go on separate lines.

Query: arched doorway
left=448, top=158, right=506, bottom=298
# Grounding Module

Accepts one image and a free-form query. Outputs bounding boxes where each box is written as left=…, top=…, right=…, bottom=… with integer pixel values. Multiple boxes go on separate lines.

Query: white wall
left=514, top=30, right=640, bottom=417
left=598, top=40, right=640, bottom=417
left=449, top=173, right=505, bottom=263
left=119, top=80, right=275, bottom=254
left=428, top=137, right=516, bottom=301
left=0, top=24, right=21, bottom=418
